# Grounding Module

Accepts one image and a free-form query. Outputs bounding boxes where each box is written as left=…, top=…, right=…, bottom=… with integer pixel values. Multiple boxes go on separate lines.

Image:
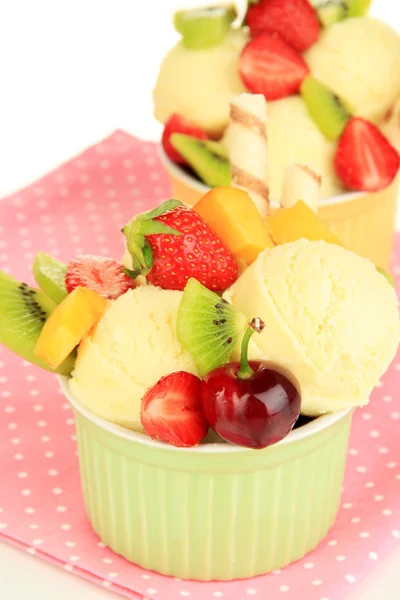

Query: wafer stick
left=280, top=163, right=321, bottom=212
left=227, top=93, right=269, bottom=218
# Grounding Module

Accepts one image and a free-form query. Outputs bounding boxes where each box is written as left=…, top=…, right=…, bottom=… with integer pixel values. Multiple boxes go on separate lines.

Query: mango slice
left=266, top=200, right=343, bottom=247
left=194, top=186, right=274, bottom=265
left=34, top=286, right=108, bottom=369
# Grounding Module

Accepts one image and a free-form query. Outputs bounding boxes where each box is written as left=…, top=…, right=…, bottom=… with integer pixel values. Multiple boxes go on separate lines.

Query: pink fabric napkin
left=1, top=130, right=400, bottom=600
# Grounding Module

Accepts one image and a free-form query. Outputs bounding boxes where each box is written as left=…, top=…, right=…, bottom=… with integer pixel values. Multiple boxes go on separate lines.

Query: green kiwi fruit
left=346, top=0, right=372, bottom=17
left=0, top=270, right=75, bottom=374
left=309, top=1, right=346, bottom=26
left=170, top=134, right=231, bottom=188
left=310, top=0, right=371, bottom=26
left=176, top=278, right=248, bottom=377
left=173, top=5, right=237, bottom=50
left=33, top=252, right=68, bottom=305
left=376, top=267, right=395, bottom=287
left=300, top=76, right=351, bottom=141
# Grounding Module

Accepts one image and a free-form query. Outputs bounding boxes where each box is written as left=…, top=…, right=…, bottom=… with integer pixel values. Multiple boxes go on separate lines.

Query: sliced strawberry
left=162, top=114, right=209, bottom=165
left=334, top=118, right=400, bottom=192
left=141, top=372, right=208, bottom=447
left=65, top=255, right=135, bottom=300
left=239, top=33, right=309, bottom=101
left=246, top=0, right=320, bottom=53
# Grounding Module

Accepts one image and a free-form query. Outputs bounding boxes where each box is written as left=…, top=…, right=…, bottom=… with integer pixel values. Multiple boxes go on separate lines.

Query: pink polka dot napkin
left=1, top=130, right=400, bottom=600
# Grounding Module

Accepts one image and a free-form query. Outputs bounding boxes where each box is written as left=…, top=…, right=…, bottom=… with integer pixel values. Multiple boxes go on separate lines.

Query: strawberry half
left=65, top=255, right=135, bottom=300
left=141, top=371, right=208, bottom=447
left=246, top=0, right=320, bottom=53
left=162, top=113, right=209, bottom=165
left=334, top=118, right=400, bottom=192
left=122, top=200, right=238, bottom=292
left=239, top=33, right=309, bottom=101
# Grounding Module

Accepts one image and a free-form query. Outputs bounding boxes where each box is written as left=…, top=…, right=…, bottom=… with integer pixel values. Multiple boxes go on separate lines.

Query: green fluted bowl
left=59, top=376, right=353, bottom=581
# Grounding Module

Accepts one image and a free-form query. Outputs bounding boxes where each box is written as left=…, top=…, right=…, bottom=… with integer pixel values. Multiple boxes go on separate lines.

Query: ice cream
left=69, top=286, right=198, bottom=432
left=265, top=96, right=343, bottom=199
left=224, top=239, right=400, bottom=416
left=305, top=17, right=400, bottom=124
left=153, top=28, right=249, bottom=137
left=382, top=93, right=400, bottom=154
left=156, top=6, right=400, bottom=199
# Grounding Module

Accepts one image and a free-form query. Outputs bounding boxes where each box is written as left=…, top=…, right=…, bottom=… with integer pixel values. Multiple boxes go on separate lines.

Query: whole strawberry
left=246, top=0, right=320, bottom=53
left=122, top=200, right=238, bottom=291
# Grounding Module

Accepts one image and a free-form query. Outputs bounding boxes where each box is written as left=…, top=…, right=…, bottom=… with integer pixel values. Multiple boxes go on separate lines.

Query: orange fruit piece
left=194, top=186, right=274, bottom=266
left=34, top=286, right=108, bottom=369
left=267, top=200, right=343, bottom=246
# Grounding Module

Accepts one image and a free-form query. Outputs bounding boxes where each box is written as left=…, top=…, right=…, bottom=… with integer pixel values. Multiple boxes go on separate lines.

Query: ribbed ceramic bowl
left=60, top=375, right=353, bottom=581
left=159, top=148, right=399, bottom=272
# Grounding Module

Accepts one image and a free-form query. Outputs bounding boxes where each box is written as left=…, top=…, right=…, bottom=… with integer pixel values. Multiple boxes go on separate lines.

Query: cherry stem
left=237, top=317, right=265, bottom=380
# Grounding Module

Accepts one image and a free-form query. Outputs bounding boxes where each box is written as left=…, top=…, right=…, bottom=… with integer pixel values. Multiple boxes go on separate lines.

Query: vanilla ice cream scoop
left=153, top=29, right=249, bottom=137
left=305, top=17, right=400, bottom=124
left=225, top=240, right=400, bottom=416
left=69, top=286, right=198, bottom=432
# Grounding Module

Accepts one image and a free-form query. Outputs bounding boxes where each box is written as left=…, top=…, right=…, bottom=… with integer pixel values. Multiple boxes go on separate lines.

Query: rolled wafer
left=227, top=93, right=269, bottom=218
left=280, top=163, right=321, bottom=213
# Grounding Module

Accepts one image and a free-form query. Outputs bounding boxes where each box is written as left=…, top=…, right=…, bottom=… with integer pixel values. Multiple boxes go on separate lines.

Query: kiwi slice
left=300, top=76, right=351, bottom=141
left=176, top=278, right=248, bottom=377
left=309, top=0, right=370, bottom=25
left=376, top=267, right=395, bottom=287
left=171, top=134, right=231, bottom=188
left=33, top=252, right=68, bottom=305
left=0, top=270, right=75, bottom=374
left=346, top=0, right=372, bottom=17
left=173, top=5, right=237, bottom=50
left=309, top=1, right=346, bottom=26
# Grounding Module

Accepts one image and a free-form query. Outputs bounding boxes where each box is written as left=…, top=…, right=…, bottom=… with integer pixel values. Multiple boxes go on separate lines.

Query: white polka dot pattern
left=0, top=131, right=400, bottom=600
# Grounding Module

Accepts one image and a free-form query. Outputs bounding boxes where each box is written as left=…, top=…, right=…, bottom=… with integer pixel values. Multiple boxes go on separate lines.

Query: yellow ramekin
left=159, top=148, right=399, bottom=271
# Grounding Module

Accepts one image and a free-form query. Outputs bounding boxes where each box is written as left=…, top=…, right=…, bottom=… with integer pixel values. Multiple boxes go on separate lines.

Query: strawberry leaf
left=122, top=267, right=141, bottom=280
left=140, top=199, right=183, bottom=221
left=143, top=239, right=154, bottom=270
left=138, top=220, right=183, bottom=237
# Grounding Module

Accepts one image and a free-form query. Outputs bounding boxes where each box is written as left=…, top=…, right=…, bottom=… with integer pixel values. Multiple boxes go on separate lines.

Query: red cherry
left=200, top=319, right=301, bottom=449
left=201, top=362, right=301, bottom=449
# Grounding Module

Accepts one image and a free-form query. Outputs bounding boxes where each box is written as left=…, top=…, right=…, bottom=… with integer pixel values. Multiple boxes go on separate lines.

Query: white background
left=1, top=0, right=400, bottom=598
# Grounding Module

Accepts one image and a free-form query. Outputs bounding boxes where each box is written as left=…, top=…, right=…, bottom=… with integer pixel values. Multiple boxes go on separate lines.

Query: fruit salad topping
left=122, top=200, right=238, bottom=291
left=200, top=317, right=302, bottom=449
left=161, top=1, right=399, bottom=194
left=239, top=32, right=310, bottom=101
left=162, top=113, right=209, bottom=165
left=141, top=371, right=208, bottom=447
left=66, top=255, right=135, bottom=300
left=246, top=0, right=321, bottom=52
left=0, top=182, right=398, bottom=451
left=142, top=286, right=302, bottom=450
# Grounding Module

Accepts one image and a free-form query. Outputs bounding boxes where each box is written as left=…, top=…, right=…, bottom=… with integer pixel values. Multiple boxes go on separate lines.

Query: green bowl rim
left=58, top=375, right=352, bottom=455
left=157, top=146, right=363, bottom=207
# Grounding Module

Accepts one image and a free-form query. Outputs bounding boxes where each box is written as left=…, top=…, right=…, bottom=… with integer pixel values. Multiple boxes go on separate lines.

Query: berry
left=239, top=33, right=309, bottom=101
left=122, top=200, right=238, bottom=292
left=246, top=0, right=321, bottom=53
left=65, top=255, right=134, bottom=300
left=141, top=371, right=208, bottom=447
left=335, top=118, right=400, bottom=192
left=162, top=113, right=209, bottom=164
left=200, top=319, right=301, bottom=449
